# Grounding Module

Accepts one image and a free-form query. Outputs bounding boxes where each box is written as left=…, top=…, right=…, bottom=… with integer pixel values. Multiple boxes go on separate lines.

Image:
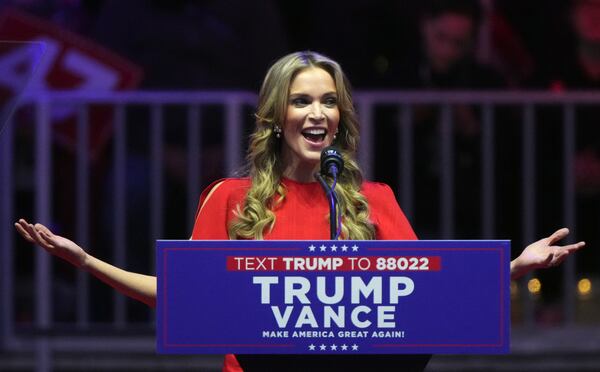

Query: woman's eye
left=291, top=98, right=309, bottom=106
left=324, top=97, right=337, bottom=107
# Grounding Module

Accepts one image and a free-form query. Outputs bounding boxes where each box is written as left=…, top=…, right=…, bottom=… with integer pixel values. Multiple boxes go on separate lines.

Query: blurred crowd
left=0, top=0, right=598, bottom=91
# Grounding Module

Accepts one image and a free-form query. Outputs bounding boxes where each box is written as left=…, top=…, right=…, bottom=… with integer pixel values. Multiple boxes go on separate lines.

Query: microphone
left=320, top=146, right=344, bottom=178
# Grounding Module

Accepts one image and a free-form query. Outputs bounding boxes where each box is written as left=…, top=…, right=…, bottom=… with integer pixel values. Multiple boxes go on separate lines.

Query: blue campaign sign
left=156, top=240, right=510, bottom=355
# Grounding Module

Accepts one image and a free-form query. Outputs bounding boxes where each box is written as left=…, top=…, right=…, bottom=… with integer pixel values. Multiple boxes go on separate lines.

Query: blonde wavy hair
left=228, top=51, right=375, bottom=240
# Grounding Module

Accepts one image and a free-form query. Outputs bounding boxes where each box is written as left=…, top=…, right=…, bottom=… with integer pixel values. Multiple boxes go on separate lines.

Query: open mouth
left=301, top=128, right=327, bottom=143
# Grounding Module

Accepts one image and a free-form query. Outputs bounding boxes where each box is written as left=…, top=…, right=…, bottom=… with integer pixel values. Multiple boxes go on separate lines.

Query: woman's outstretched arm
left=15, top=219, right=157, bottom=308
left=15, top=218, right=585, bottom=302
left=510, top=227, right=585, bottom=280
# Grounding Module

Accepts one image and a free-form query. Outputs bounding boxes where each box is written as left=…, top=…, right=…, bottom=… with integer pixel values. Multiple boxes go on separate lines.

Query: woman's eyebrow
left=289, top=91, right=337, bottom=97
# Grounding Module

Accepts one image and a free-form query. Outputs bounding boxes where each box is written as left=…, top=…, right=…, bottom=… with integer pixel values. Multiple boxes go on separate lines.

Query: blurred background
left=0, top=0, right=599, bottom=370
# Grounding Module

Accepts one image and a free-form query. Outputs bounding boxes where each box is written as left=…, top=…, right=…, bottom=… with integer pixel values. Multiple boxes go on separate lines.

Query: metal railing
left=1, top=90, right=599, bottom=370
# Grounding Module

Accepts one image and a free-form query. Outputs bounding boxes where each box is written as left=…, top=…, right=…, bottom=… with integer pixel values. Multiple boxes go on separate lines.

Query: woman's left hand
left=511, top=228, right=585, bottom=280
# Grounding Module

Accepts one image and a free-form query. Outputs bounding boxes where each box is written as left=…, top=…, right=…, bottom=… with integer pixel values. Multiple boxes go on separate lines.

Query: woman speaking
left=15, top=51, right=585, bottom=371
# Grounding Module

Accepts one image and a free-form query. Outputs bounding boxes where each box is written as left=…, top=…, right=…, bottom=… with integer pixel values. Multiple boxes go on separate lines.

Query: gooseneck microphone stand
left=314, top=146, right=344, bottom=240
left=315, top=170, right=339, bottom=240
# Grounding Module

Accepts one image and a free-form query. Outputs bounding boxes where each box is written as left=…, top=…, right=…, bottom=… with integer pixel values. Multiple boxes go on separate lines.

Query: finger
left=550, top=242, right=585, bottom=255
left=547, top=228, right=569, bottom=245
left=550, top=247, right=567, bottom=261
left=14, top=222, right=35, bottom=243
left=35, top=223, right=55, bottom=238
left=553, top=254, right=569, bottom=267
left=18, top=220, right=50, bottom=247
left=17, top=219, right=33, bottom=233
left=37, top=229, right=56, bottom=249
left=548, top=251, right=568, bottom=267
left=25, top=223, right=44, bottom=245
left=25, top=223, right=51, bottom=249
left=22, top=222, right=43, bottom=245
left=561, top=241, right=586, bottom=253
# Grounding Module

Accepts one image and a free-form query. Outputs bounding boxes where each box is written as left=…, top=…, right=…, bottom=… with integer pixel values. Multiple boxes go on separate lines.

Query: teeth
left=303, top=128, right=326, bottom=135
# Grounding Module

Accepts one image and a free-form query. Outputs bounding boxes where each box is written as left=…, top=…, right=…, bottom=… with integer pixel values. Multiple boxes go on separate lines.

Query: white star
left=341, top=245, right=348, bottom=252
left=320, top=245, right=327, bottom=252
left=319, top=344, right=327, bottom=351
left=330, top=244, right=337, bottom=252
left=308, top=344, right=316, bottom=351
left=308, top=245, right=316, bottom=252
left=351, top=245, right=359, bottom=252
left=351, top=344, right=359, bottom=350
left=341, top=344, right=348, bottom=351
left=330, top=344, right=337, bottom=351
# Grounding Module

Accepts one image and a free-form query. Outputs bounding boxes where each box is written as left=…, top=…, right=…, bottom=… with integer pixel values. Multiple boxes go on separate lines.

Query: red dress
left=191, top=177, right=422, bottom=372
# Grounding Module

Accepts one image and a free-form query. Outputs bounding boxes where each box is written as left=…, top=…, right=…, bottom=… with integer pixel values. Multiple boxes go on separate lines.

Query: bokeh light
left=528, top=278, right=541, bottom=295
left=577, top=278, right=592, bottom=298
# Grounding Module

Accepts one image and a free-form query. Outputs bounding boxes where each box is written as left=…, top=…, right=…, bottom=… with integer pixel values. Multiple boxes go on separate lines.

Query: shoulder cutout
left=198, top=180, right=225, bottom=215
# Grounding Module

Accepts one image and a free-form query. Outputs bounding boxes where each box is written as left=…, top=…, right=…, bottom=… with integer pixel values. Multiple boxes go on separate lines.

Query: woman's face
left=281, top=67, right=340, bottom=178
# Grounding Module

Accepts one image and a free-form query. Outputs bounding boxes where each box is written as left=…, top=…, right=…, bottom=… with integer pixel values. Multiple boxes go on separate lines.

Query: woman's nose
left=309, top=103, right=324, bottom=120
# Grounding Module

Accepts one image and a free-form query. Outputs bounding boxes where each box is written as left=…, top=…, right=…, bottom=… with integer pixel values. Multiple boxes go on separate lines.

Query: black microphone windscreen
left=320, top=146, right=344, bottom=176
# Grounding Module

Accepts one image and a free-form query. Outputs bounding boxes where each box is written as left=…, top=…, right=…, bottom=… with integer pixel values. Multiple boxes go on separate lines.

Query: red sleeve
left=191, top=179, right=248, bottom=240
left=363, top=182, right=418, bottom=240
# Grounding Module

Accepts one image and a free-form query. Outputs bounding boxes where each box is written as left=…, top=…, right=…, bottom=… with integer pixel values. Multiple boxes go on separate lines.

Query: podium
left=156, top=240, right=510, bottom=354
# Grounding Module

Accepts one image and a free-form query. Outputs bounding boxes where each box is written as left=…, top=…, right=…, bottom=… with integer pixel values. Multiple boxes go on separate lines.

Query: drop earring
left=274, top=126, right=282, bottom=138
left=333, top=129, right=338, bottom=141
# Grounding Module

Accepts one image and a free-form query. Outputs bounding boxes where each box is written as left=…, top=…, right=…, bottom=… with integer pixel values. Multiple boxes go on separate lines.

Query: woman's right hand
left=14, top=219, right=88, bottom=268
